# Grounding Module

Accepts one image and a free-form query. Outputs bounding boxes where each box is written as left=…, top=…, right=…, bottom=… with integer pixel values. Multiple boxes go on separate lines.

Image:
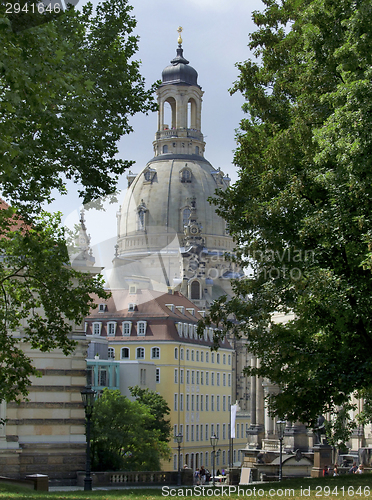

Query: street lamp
left=276, top=420, right=286, bottom=482
left=210, top=434, right=219, bottom=486
left=81, top=385, right=96, bottom=491
left=176, top=433, right=183, bottom=486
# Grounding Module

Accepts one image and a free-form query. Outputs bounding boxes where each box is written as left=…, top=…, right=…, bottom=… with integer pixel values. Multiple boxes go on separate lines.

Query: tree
left=0, top=0, right=157, bottom=215
left=203, top=0, right=372, bottom=427
left=0, top=0, right=157, bottom=400
left=91, top=389, right=171, bottom=471
left=129, top=385, right=172, bottom=444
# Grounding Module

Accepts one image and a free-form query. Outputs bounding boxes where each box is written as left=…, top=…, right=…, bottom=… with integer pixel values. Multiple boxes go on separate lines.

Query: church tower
left=111, top=29, right=239, bottom=309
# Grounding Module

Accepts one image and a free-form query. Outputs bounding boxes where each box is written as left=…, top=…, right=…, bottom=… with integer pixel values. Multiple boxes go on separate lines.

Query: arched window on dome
left=163, top=145, right=168, bottom=154
left=182, top=207, right=191, bottom=227
left=187, top=98, right=197, bottom=130
left=180, top=167, right=192, bottom=183
left=190, top=280, right=200, bottom=300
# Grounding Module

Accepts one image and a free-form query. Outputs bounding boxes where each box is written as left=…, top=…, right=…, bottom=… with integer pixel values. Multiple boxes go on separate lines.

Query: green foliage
left=0, top=0, right=157, bottom=215
left=0, top=0, right=157, bottom=401
left=129, top=386, right=172, bottom=444
left=91, top=389, right=171, bottom=471
left=0, top=209, right=108, bottom=402
left=204, top=0, right=372, bottom=427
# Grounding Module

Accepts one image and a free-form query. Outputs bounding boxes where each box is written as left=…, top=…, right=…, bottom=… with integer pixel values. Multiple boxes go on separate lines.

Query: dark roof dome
left=161, top=46, right=199, bottom=87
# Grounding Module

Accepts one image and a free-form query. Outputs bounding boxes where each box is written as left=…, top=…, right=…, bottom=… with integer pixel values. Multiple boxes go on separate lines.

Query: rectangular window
left=217, top=395, right=220, bottom=411
left=107, top=322, right=116, bottom=336
left=228, top=373, right=231, bottom=387
left=137, top=321, right=147, bottom=336
left=191, top=370, right=195, bottom=384
left=223, top=423, right=226, bottom=440
left=180, top=369, right=184, bottom=384
left=200, top=351, right=204, bottom=363
left=186, top=370, right=190, bottom=384
left=174, top=425, right=177, bottom=442
left=223, top=373, right=226, bottom=386
left=174, top=394, right=178, bottom=411
left=196, top=395, right=199, bottom=411
left=180, top=393, right=184, bottom=411
left=191, top=394, right=194, bottom=411
left=205, top=395, right=209, bottom=411
left=217, top=373, right=220, bottom=386
left=216, top=423, right=220, bottom=439
left=200, top=424, right=203, bottom=441
left=211, top=395, right=214, bottom=411
left=175, top=347, right=178, bottom=359
left=180, top=348, right=184, bottom=360
left=174, top=369, right=178, bottom=384
left=186, top=394, right=190, bottom=412
left=200, top=371, right=204, bottom=385
left=122, top=321, right=131, bottom=336
left=205, top=424, right=209, bottom=442
left=156, top=368, right=160, bottom=383
left=191, top=425, right=194, bottom=442
left=223, top=395, right=226, bottom=411
left=206, top=372, right=209, bottom=385
left=196, top=371, right=199, bottom=385
left=186, top=425, right=189, bottom=442
left=211, top=424, right=214, bottom=436
left=211, top=372, right=214, bottom=386
left=237, top=424, right=239, bottom=438
left=200, top=395, right=203, bottom=411
left=196, top=425, right=199, bottom=441
left=93, top=322, right=101, bottom=336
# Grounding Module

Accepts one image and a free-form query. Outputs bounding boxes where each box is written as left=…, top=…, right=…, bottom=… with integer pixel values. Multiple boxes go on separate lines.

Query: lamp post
left=81, top=385, right=96, bottom=491
left=210, top=434, right=218, bottom=487
left=276, top=420, right=286, bottom=482
left=176, top=433, right=183, bottom=486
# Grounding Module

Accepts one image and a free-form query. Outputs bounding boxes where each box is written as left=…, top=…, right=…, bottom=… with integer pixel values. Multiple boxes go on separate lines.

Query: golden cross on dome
left=177, top=26, right=183, bottom=45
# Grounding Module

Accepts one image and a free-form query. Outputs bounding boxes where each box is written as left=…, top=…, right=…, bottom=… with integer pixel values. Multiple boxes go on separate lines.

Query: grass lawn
left=0, top=474, right=370, bottom=500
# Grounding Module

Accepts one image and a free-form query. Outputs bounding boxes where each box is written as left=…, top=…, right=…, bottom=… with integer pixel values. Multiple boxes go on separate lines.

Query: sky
left=51, top=0, right=265, bottom=272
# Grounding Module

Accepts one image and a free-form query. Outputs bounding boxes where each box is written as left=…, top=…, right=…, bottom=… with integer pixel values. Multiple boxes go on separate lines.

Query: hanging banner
left=230, top=403, right=237, bottom=438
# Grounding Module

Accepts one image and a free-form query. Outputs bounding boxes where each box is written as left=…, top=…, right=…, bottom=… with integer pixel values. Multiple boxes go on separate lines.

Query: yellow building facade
left=87, top=288, right=249, bottom=473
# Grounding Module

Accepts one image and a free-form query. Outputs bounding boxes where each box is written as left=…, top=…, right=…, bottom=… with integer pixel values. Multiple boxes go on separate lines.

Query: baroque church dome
left=111, top=35, right=237, bottom=308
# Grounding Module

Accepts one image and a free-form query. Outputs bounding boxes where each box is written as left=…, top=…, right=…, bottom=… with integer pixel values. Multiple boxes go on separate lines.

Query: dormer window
left=98, top=303, right=106, bottom=313
left=92, top=322, right=101, bottom=336
left=128, top=303, right=136, bottom=312
left=107, top=322, right=116, bottom=336
left=143, top=168, right=156, bottom=183
left=122, top=321, right=132, bottom=336
left=137, top=321, right=147, bottom=336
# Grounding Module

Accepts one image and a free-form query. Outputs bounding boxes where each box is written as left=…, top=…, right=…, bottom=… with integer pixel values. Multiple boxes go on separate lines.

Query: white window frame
left=136, top=347, right=145, bottom=359
left=122, top=321, right=132, bottom=336
left=151, top=346, right=160, bottom=359
left=92, top=322, right=101, bottom=336
left=137, top=321, right=147, bottom=336
left=107, top=321, right=116, bottom=336
left=108, top=347, right=115, bottom=359
left=121, top=347, right=130, bottom=359
left=156, top=368, right=160, bottom=383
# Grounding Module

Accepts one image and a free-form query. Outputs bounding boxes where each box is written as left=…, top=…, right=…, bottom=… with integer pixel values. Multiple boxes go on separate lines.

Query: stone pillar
left=311, top=443, right=333, bottom=478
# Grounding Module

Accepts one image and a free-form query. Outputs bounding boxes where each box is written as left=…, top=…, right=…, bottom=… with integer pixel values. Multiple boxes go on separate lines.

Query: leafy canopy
left=91, top=389, right=171, bottom=471
left=204, top=0, right=372, bottom=427
left=0, top=0, right=157, bottom=215
left=0, top=0, right=156, bottom=400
